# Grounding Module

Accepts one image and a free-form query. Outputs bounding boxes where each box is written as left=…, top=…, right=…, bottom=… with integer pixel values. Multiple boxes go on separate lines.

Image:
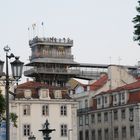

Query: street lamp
left=0, top=45, right=24, bottom=140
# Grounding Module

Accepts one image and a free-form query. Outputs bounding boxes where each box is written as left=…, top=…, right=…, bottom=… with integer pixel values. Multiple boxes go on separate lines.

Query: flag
left=32, top=23, right=36, bottom=30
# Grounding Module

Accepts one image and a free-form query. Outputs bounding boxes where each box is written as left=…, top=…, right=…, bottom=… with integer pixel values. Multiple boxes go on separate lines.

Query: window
left=122, top=126, right=126, bottom=138
left=60, top=105, right=67, bottom=116
left=121, top=93, right=125, bottom=100
left=97, top=98, right=101, bottom=105
left=23, top=124, right=30, bottom=136
left=85, top=130, right=89, bottom=140
left=85, top=99, right=88, bottom=108
left=130, top=126, right=134, bottom=138
left=104, top=129, right=109, bottom=140
left=97, top=113, right=101, bottom=123
left=23, top=105, right=30, bottom=116
left=79, top=116, right=83, bottom=126
left=121, top=109, right=125, bottom=119
left=91, top=130, right=95, bottom=140
left=42, top=105, right=49, bottom=116
left=104, top=112, right=108, bottom=122
left=60, top=124, right=67, bottom=137
left=91, top=114, right=95, bottom=123
left=114, top=127, right=118, bottom=138
left=85, top=115, right=89, bottom=125
left=129, top=108, right=134, bottom=121
left=79, top=101, right=82, bottom=109
left=114, top=110, right=118, bottom=120
left=104, top=96, right=107, bottom=104
left=113, top=94, right=117, bottom=102
left=98, top=129, right=102, bottom=140
left=79, top=131, right=83, bottom=140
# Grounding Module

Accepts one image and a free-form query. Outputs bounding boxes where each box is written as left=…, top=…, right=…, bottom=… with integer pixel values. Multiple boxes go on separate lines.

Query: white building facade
left=9, top=82, right=78, bottom=140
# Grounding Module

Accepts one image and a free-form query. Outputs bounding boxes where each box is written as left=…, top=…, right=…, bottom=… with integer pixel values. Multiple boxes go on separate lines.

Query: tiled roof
left=90, top=75, right=108, bottom=91
left=96, top=80, right=140, bottom=97
left=107, top=80, right=140, bottom=93
left=17, top=81, right=48, bottom=89
left=15, top=81, right=71, bottom=99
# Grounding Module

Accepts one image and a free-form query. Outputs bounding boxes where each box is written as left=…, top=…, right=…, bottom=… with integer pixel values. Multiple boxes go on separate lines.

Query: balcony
left=77, top=107, right=93, bottom=115
left=29, top=54, right=74, bottom=61
left=24, top=67, right=80, bottom=76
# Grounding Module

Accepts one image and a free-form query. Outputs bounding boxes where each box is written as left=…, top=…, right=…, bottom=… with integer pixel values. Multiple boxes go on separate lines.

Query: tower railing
left=29, top=54, right=74, bottom=60
left=29, top=37, right=73, bottom=46
left=24, top=67, right=80, bottom=75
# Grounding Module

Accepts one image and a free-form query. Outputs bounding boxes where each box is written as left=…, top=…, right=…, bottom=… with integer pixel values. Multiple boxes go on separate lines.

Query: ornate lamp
left=10, top=57, right=24, bottom=80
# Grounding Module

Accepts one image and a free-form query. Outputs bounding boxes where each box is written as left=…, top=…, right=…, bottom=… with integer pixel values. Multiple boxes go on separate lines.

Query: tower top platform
left=29, top=36, right=73, bottom=47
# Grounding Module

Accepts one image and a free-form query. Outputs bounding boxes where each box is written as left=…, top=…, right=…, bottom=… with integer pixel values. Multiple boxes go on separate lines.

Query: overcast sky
left=0, top=0, right=139, bottom=81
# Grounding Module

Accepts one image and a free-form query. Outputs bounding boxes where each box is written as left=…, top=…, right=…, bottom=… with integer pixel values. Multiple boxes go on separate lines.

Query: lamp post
left=0, top=45, right=24, bottom=140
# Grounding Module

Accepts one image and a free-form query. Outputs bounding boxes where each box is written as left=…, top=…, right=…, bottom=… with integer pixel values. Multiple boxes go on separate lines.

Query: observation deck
left=29, top=36, right=73, bottom=47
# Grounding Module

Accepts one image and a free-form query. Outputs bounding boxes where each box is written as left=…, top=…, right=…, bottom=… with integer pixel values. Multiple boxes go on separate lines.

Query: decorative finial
left=4, top=45, right=10, bottom=52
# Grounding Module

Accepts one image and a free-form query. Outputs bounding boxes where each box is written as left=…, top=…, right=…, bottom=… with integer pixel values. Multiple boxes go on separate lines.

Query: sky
left=0, top=0, right=139, bottom=81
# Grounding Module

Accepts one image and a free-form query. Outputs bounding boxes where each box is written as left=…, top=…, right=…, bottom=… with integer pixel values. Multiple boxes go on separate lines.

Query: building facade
left=10, top=81, right=78, bottom=140
left=70, top=65, right=138, bottom=140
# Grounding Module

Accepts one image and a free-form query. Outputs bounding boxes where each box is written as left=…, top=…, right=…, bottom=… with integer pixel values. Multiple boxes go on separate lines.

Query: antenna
left=118, top=57, right=122, bottom=65
left=109, top=56, right=112, bottom=64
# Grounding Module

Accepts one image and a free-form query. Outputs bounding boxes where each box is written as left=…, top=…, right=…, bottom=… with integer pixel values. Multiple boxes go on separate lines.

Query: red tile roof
left=17, top=81, right=48, bottom=89
left=16, top=81, right=71, bottom=99
left=109, top=80, right=140, bottom=93
left=90, top=75, right=108, bottom=91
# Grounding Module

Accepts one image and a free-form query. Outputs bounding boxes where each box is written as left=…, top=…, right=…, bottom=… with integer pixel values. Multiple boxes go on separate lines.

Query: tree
left=133, top=0, right=140, bottom=45
left=0, top=92, right=18, bottom=127
left=0, top=92, right=6, bottom=121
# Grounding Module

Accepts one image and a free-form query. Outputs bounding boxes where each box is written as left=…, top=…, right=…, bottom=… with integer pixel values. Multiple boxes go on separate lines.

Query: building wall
left=10, top=99, right=78, bottom=140
left=108, top=65, right=136, bottom=89
left=78, top=104, right=140, bottom=140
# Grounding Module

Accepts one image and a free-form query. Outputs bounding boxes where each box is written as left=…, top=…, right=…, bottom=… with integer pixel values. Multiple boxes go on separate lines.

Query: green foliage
left=10, top=113, right=18, bottom=128
left=0, top=92, right=18, bottom=127
left=0, top=93, right=6, bottom=117
left=133, top=1, right=140, bottom=45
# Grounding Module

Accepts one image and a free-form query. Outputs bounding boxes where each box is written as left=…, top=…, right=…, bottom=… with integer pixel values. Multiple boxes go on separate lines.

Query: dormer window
left=54, top=90, right=62, bottom=99
left=24, top=90, right=32, bottom=99
left=113, top=94, right=117, bottom=102
left=39, top=89, right=50, bottom=99
left=97, top=98, right=101, bottom=105
left=104, top=96, right=107, bottom=104
left=121, top=93, right=125, bottom=100
left=113, top=93, right=119, bottom=106
left=97, top=96, right=102, bottom=109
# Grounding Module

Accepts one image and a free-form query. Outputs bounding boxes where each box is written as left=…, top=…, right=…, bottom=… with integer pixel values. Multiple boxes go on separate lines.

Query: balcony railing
left=24, top=67, right=80, bottom=76
left=29, top=54, right=74, bottom=61
left=77, top=107, right=93, bottom=115
left=29, top=37, right=73, bottom=46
